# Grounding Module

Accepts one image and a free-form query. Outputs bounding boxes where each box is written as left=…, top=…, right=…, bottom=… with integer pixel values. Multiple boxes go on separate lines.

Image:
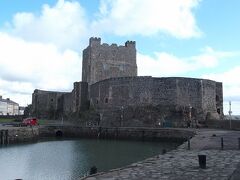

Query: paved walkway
left=81, top=129, right=240, bottom=180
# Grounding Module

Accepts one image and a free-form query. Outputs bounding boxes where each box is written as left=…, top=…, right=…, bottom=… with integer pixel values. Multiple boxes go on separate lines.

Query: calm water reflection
left=0, top=138, right=179, bottom=180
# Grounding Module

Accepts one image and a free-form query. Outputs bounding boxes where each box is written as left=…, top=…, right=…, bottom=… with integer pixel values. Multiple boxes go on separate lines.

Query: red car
left=22, top=118, right=38, bottom=126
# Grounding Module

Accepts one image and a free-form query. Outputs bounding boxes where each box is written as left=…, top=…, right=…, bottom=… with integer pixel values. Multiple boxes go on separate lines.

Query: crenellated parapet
left=89, top=37, right=101, bottom=47
left=125, top=40, right=136, bottom=48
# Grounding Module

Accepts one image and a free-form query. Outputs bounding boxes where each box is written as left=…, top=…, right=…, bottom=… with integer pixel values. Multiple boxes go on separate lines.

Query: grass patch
left=0, top=118, right=15, bottom=123
left=37, top=119, right=49, bottom=125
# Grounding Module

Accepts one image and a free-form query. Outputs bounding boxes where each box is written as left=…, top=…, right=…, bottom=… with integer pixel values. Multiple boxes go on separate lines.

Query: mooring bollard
left=221, top=137, right=224, bottom=150
left=0, top=130, right=3, bottom=145
left=1, top=130, right=5, bottom=145
left=162, top=149, right=167, bottom=154
left=142, top=130, right=145, bottom=141
left=5, top=130, right=9, bottom=145
left=198, top=155, right=206, bottom=169
left=188, top=138, right=190, bottom=150
left=238, top=138, right=240, bottom=150
left=89, top=166, right=97, bottom=175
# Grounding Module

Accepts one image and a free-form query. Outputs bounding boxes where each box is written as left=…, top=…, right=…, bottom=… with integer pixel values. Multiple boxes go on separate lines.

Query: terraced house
left=0, top=96, right=19, bottom=115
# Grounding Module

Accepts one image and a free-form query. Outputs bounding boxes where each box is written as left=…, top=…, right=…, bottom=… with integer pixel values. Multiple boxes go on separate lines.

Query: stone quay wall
left=38, top=126, right=195, bottom=142
left=0, top=126, right=195, bottom=145
left=0, top=127, right=39, bottom=144
left=206, top=119, right=240, bottom=130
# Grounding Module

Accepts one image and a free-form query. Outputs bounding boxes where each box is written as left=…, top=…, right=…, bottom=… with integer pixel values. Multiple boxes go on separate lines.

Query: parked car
left=21, top=117, right=38, bottom=126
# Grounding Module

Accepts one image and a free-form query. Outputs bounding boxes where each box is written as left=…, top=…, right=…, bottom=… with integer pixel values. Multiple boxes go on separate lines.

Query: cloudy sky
left=0, top=0, right=239, bottom=114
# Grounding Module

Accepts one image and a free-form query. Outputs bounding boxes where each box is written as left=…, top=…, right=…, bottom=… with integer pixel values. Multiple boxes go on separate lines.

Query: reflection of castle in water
left=32, top=37, right=223, bottom=127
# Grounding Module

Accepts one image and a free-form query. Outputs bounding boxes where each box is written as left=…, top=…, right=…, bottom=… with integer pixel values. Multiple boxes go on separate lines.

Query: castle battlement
left=89, top=37, right=135, bottom=49
left=125, top=40, right=136, bottom=48
left=89, top=37, right=101, bottom=47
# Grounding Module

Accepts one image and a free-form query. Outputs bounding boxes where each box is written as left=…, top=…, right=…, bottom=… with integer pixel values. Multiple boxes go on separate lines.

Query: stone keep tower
left=82, top=37, right=137, bottom=85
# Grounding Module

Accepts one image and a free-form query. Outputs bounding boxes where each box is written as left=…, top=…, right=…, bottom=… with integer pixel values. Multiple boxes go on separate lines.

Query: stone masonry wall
left=72, top=81, right=89, bottom=112
left=90, top=77, right=220, bottom=112
left=32, top=89, right=67, bottom=119
left=61, top=93, right=72, bottom=116
left=90, top=77, right=223, bottom=127
left=82, top=37, right=137, bottom=85
left=176, top=78, right=202, bottom=110
left=32, top=82, right=89, bottom=119
left=216, top=82, right=223, bottom=115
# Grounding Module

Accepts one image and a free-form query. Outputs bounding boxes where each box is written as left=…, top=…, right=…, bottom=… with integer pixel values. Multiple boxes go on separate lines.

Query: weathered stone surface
left=82, top=37, right=137, bottom=85
left=32, top=82, right=89, bottom=119
left=90, top=77, right=223, bottom=127
left=0, top=126, right=39, bottom=143
left=32, top=89, right=67, bottom=119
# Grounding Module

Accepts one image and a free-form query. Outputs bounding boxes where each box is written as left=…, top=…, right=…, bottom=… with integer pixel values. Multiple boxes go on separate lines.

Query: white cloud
left=202, top=66, right=240, bottom=115
left=5, top=0, right=88, bottom=50
left=137, top=47, right=238, bottom=77
left=93, top=0, right=201, bottom=38
left=137, top=52, right=192, bottom=77
left=202, top=66, right=240, bottom=98
left=192, top=46, right=239, bottom=68
left=0, top=32, right=81, bottom=106
left=0, top=0, right=88, bottom=106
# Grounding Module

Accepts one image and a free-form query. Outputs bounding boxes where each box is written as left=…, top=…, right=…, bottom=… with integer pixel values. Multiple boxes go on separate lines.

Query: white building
left=0, top=96, right=19, bottom=115
left=19, top=106, right=25, bottom=115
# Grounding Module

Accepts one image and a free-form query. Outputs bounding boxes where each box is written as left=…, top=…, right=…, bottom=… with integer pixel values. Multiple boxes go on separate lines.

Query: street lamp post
left=229, top=101, right=232, bottom=129
left=120, top=106, right=124, bottom=127
left=189, top=105, right=192, bottom=128
left=99, top=112, right=103, bottom=126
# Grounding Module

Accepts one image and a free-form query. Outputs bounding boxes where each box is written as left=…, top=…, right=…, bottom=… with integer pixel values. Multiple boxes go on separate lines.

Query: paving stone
left=81, top=129, right=240, bottom=180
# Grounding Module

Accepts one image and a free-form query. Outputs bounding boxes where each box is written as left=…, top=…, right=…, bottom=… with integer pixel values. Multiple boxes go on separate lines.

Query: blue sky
left=0, top=0, right=239, bottom=114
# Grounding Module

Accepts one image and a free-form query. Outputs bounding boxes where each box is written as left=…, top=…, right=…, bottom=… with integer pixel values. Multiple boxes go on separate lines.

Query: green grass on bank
left=0, top=117, right=47, bottom=125
left=0, top=117, right=72, bottom=125
left=37, top=119, right=49, bottom=125
left=0, top=118, right=15, bottom=123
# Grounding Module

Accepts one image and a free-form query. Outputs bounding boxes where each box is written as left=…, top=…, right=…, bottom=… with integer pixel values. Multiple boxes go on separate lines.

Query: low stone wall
left=1, top=126, right=195, bottom=145
left=39, top=126, right=195, bottom=142
left=0, top=127, right=39, bottom=144
left=206, top=120, right=240, bottom=130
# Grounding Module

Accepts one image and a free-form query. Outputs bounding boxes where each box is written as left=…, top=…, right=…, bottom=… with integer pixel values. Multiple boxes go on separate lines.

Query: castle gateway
left=32, top=37, right=223, bottom=127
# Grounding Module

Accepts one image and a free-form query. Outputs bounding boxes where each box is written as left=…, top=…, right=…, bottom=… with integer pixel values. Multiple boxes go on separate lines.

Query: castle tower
left=82, top=37, right=137, bottom=85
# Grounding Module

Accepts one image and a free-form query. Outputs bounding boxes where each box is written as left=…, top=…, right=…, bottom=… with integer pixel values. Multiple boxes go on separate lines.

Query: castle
left=32, top=37, right=223, bottom=127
